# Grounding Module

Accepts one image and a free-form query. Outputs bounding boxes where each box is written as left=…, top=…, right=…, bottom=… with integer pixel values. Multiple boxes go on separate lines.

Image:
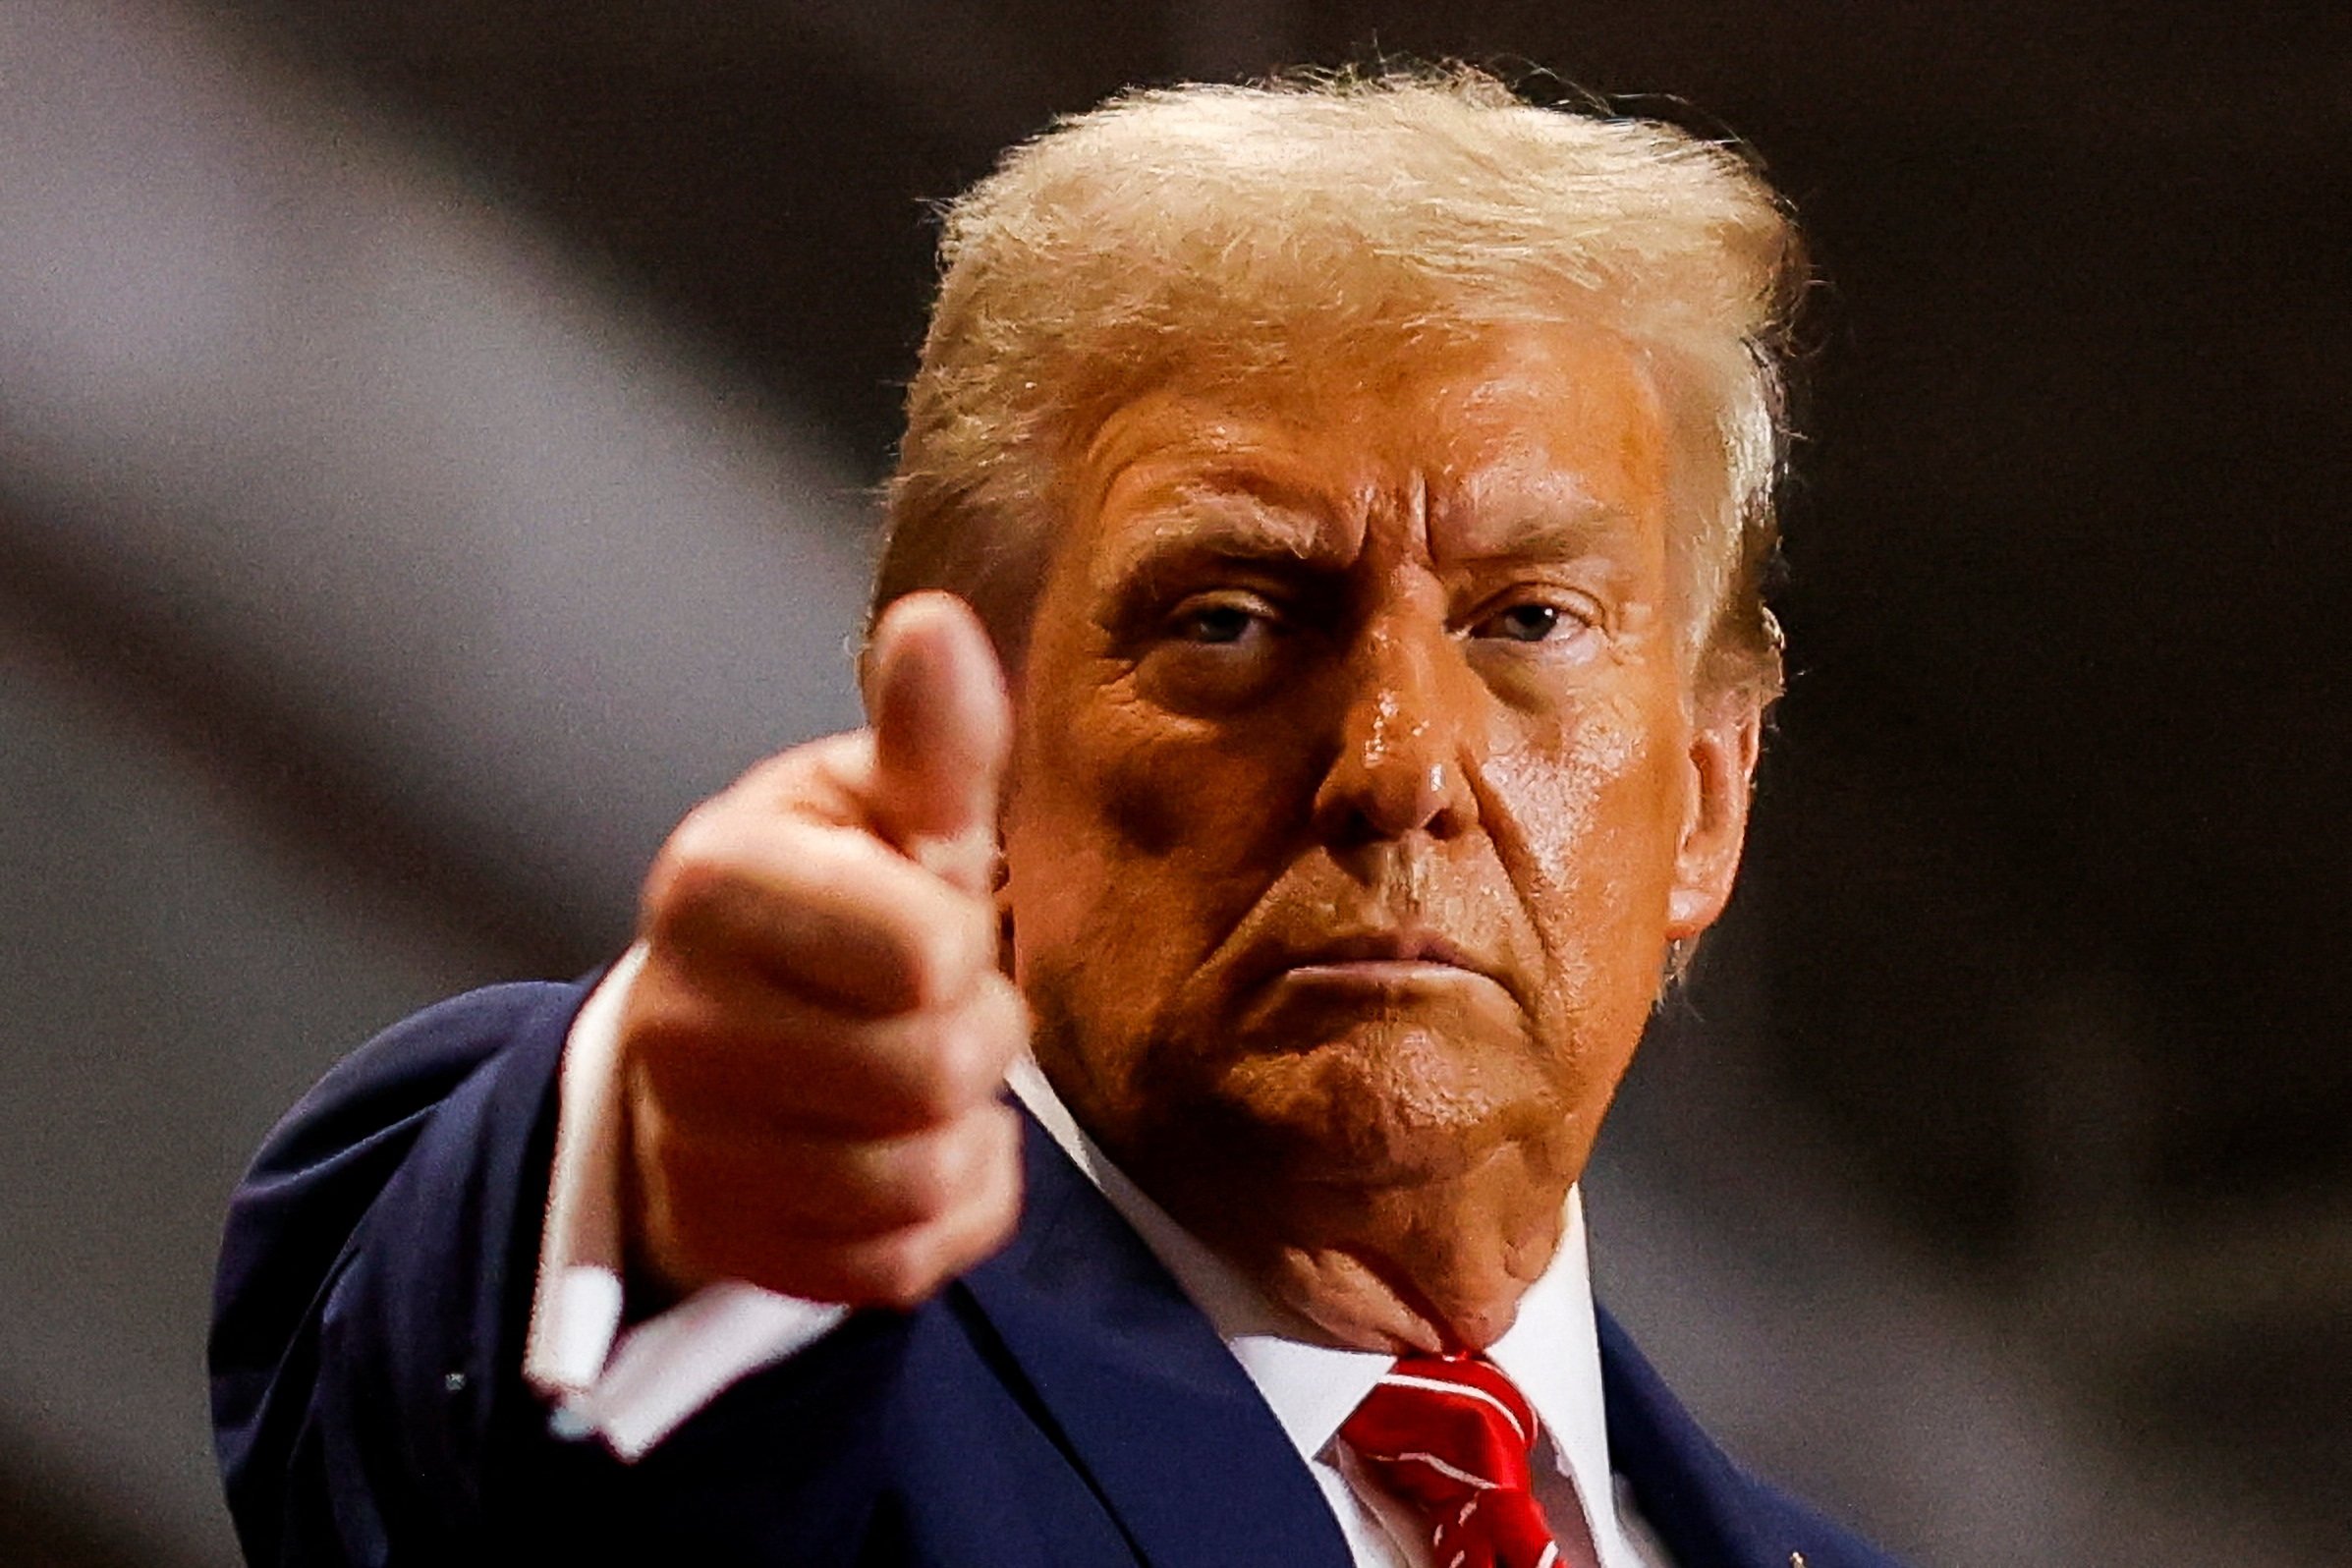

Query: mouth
left=1204, top=914, right=1531, bottom=1060
left=1258, top=927, right=1506, bottom=991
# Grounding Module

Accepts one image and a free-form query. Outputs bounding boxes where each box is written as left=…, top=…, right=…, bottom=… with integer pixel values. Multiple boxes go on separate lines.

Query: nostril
left=1310, top=627, right=1479, bottom=842
left=1314, top=743, right=1473, bottom=842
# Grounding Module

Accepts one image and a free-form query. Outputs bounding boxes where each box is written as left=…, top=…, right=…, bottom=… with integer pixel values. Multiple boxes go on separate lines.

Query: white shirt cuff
left=521, top=941, right=848, bottom=1461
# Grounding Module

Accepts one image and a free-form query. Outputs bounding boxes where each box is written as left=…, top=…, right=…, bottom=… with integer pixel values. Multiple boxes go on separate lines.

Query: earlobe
left=1665, top=691, right=1763, bottom=940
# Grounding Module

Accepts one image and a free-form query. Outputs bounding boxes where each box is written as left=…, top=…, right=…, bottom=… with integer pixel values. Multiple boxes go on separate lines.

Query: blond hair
left=873, top=65, right=1805, bottom=695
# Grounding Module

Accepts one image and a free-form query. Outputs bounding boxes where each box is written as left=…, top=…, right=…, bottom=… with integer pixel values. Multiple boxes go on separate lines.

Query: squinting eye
left=1483, top=603, right=1563, bottom=643
left=1171, top=602, right=1260, bottom=644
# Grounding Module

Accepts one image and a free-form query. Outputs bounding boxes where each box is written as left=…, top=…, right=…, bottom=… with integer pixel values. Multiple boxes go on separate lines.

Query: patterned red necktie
left=1340, top=1353, right=1570, bottom=1568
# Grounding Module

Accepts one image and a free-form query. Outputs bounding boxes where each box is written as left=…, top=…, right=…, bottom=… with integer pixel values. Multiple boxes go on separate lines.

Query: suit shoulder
left=251, top=981, right=587, bottom=1173
left=1597, top=1306, right=1913, bottom=1568
left=1740, top=1479, right=1914, bottom=1568
left=216, top=979, right=590, bottom=1354
left=211, top=980, right=596, bottom=1564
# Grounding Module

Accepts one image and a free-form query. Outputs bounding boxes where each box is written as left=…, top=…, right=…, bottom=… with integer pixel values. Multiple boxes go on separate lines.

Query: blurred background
left=3, top=1, right=2347, bottom=1563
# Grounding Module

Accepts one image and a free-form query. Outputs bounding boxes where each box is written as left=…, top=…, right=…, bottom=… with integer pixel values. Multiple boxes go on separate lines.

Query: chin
left=1200, top=1018, right=1554, bottom=1186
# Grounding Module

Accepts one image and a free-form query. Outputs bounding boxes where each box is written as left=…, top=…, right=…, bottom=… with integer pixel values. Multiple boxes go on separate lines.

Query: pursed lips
left=1285, top=927, right=1484, bottom=969
left=1252, top=925, right=1512, bottom=995
left=1202, top=912, right=1535, bottom=1058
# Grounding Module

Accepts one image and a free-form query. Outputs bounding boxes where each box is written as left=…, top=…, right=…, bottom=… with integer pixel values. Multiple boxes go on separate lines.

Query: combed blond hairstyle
left=873, top=65, right=1805, bottom=695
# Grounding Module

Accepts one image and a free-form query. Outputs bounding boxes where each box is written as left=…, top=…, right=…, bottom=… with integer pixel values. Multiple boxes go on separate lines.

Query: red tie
left=1340, top=1354, right=1571, bottom=1568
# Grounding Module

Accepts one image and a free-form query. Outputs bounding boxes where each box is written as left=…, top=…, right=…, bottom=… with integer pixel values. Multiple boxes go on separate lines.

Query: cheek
left=1092, top=706, right=1268, bottom=861
left=1487, top=693, right=1688, bottom=1013
left=1007, top=682, right=1317, bottom=990
left=1072, top=671, right=1321, bottom=863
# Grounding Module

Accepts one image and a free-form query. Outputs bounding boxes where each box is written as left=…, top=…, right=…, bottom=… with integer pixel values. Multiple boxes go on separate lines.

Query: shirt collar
left=1006, top=1056, right=1633, bottom=1564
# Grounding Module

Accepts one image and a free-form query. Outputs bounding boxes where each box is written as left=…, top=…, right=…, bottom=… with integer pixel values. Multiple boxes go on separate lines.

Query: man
left=212, top=68, right=1903, bottom=1567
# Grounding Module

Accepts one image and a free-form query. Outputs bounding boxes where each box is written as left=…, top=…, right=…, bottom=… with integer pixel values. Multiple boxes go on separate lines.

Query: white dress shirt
left=526, top=946, right=1672, bottom=1568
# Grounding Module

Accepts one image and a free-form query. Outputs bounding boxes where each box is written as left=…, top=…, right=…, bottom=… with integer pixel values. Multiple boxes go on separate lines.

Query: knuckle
left=625, top=1069, right=675, bottom=1149
left=921, top=1031, right=994, bottom=1120
left=619, top=978, right=699, bottom=1062
left=895, top=1131, right=967, bottom=1217
left=975, top=975, right=1032, bottom=1064
left=856, top=1229, right=939, bottom=1310
left=890, top=989, right=1021, bottom=1127
left=903, top=894, right=992, bottom=1009
left=978, top=1116, right=1023, bottom=1217
left=839, top=1135, right=926, bottom=1226
left=629, top=1050, right=707, bottom=1130
left=975, top=1186, right=1021, bottom=1255
left=940, top=1187, right=1019, bottom=1282
left=735, top=743, right=822, bottom=797
left=621, top=997, right=740, bottom=1119
left=642, top=812, right=740, bottom=939
left=888, top=1035, right=980, bottom=1128
left=985, top=1098, right=1024, bottom=1157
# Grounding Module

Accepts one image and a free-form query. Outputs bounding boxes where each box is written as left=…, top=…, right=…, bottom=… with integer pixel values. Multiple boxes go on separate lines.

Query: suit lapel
left=957, top=1115, right=1353, bottom=1568
left=1597, top=1306, right=1786, bottom=1568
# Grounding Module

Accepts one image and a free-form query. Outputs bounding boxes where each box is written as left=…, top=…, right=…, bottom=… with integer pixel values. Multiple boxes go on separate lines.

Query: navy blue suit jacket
left=211, top=981, right=1905, bottom=1567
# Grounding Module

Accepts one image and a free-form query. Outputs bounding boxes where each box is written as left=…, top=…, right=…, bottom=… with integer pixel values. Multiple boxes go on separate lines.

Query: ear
left=1665, top=687, right=1764, bottom=942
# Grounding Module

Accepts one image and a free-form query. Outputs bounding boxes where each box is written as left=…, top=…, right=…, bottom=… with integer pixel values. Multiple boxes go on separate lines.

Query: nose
left=1310, top=617, right=1478, bottom=844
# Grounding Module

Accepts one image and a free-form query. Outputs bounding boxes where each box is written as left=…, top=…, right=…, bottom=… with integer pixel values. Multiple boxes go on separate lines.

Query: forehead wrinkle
left=1434, top=462, right=1636, bottom=565
left=1092, top=476, right=1343, bottom=589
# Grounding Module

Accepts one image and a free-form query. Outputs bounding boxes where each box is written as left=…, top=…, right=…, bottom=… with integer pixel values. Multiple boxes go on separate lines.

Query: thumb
left=864, top=591, right=1011, bottom=889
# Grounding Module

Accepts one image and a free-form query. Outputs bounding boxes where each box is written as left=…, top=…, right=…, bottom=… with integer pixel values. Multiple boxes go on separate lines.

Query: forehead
left=1062, top=320, right=1675, bottom=576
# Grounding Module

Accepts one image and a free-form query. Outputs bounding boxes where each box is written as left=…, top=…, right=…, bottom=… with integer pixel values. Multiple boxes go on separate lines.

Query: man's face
left=1000, top=319, right=1756, bottom=1260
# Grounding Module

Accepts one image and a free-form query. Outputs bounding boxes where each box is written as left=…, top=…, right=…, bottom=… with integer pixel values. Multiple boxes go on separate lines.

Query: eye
left=1478, top=602, right=1565, bottom=644
left=1166, top=593, right=1274, bottom=645
left=1136, top=588, right=1292, bottom=713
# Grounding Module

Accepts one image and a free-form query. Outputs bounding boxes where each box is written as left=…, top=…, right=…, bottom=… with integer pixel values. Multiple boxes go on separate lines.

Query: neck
left=1119, top=1131, right=1582, bottom=1354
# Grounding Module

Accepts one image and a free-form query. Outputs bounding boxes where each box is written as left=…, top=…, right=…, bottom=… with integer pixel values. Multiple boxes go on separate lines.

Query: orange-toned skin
left=1004, top=323, right=1760, bottom=1353
left=620, top=597, right=1027, bottom=1309
left=618, top=321, right=1759, bottom=1354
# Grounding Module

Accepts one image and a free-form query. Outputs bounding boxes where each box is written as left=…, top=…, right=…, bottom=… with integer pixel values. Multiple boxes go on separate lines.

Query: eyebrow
left=1445, top=505, right=1637, bottom=566
left=1092, top=477, right=1336, bottom=588
left=1445, top=465, right=1637, bottom=562
left=1092, top=468, right=1639, bottom=590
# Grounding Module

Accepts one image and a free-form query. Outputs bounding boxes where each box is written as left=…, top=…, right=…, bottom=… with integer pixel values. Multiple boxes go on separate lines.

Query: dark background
left=3, top=3, right=2346, bottom=1563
